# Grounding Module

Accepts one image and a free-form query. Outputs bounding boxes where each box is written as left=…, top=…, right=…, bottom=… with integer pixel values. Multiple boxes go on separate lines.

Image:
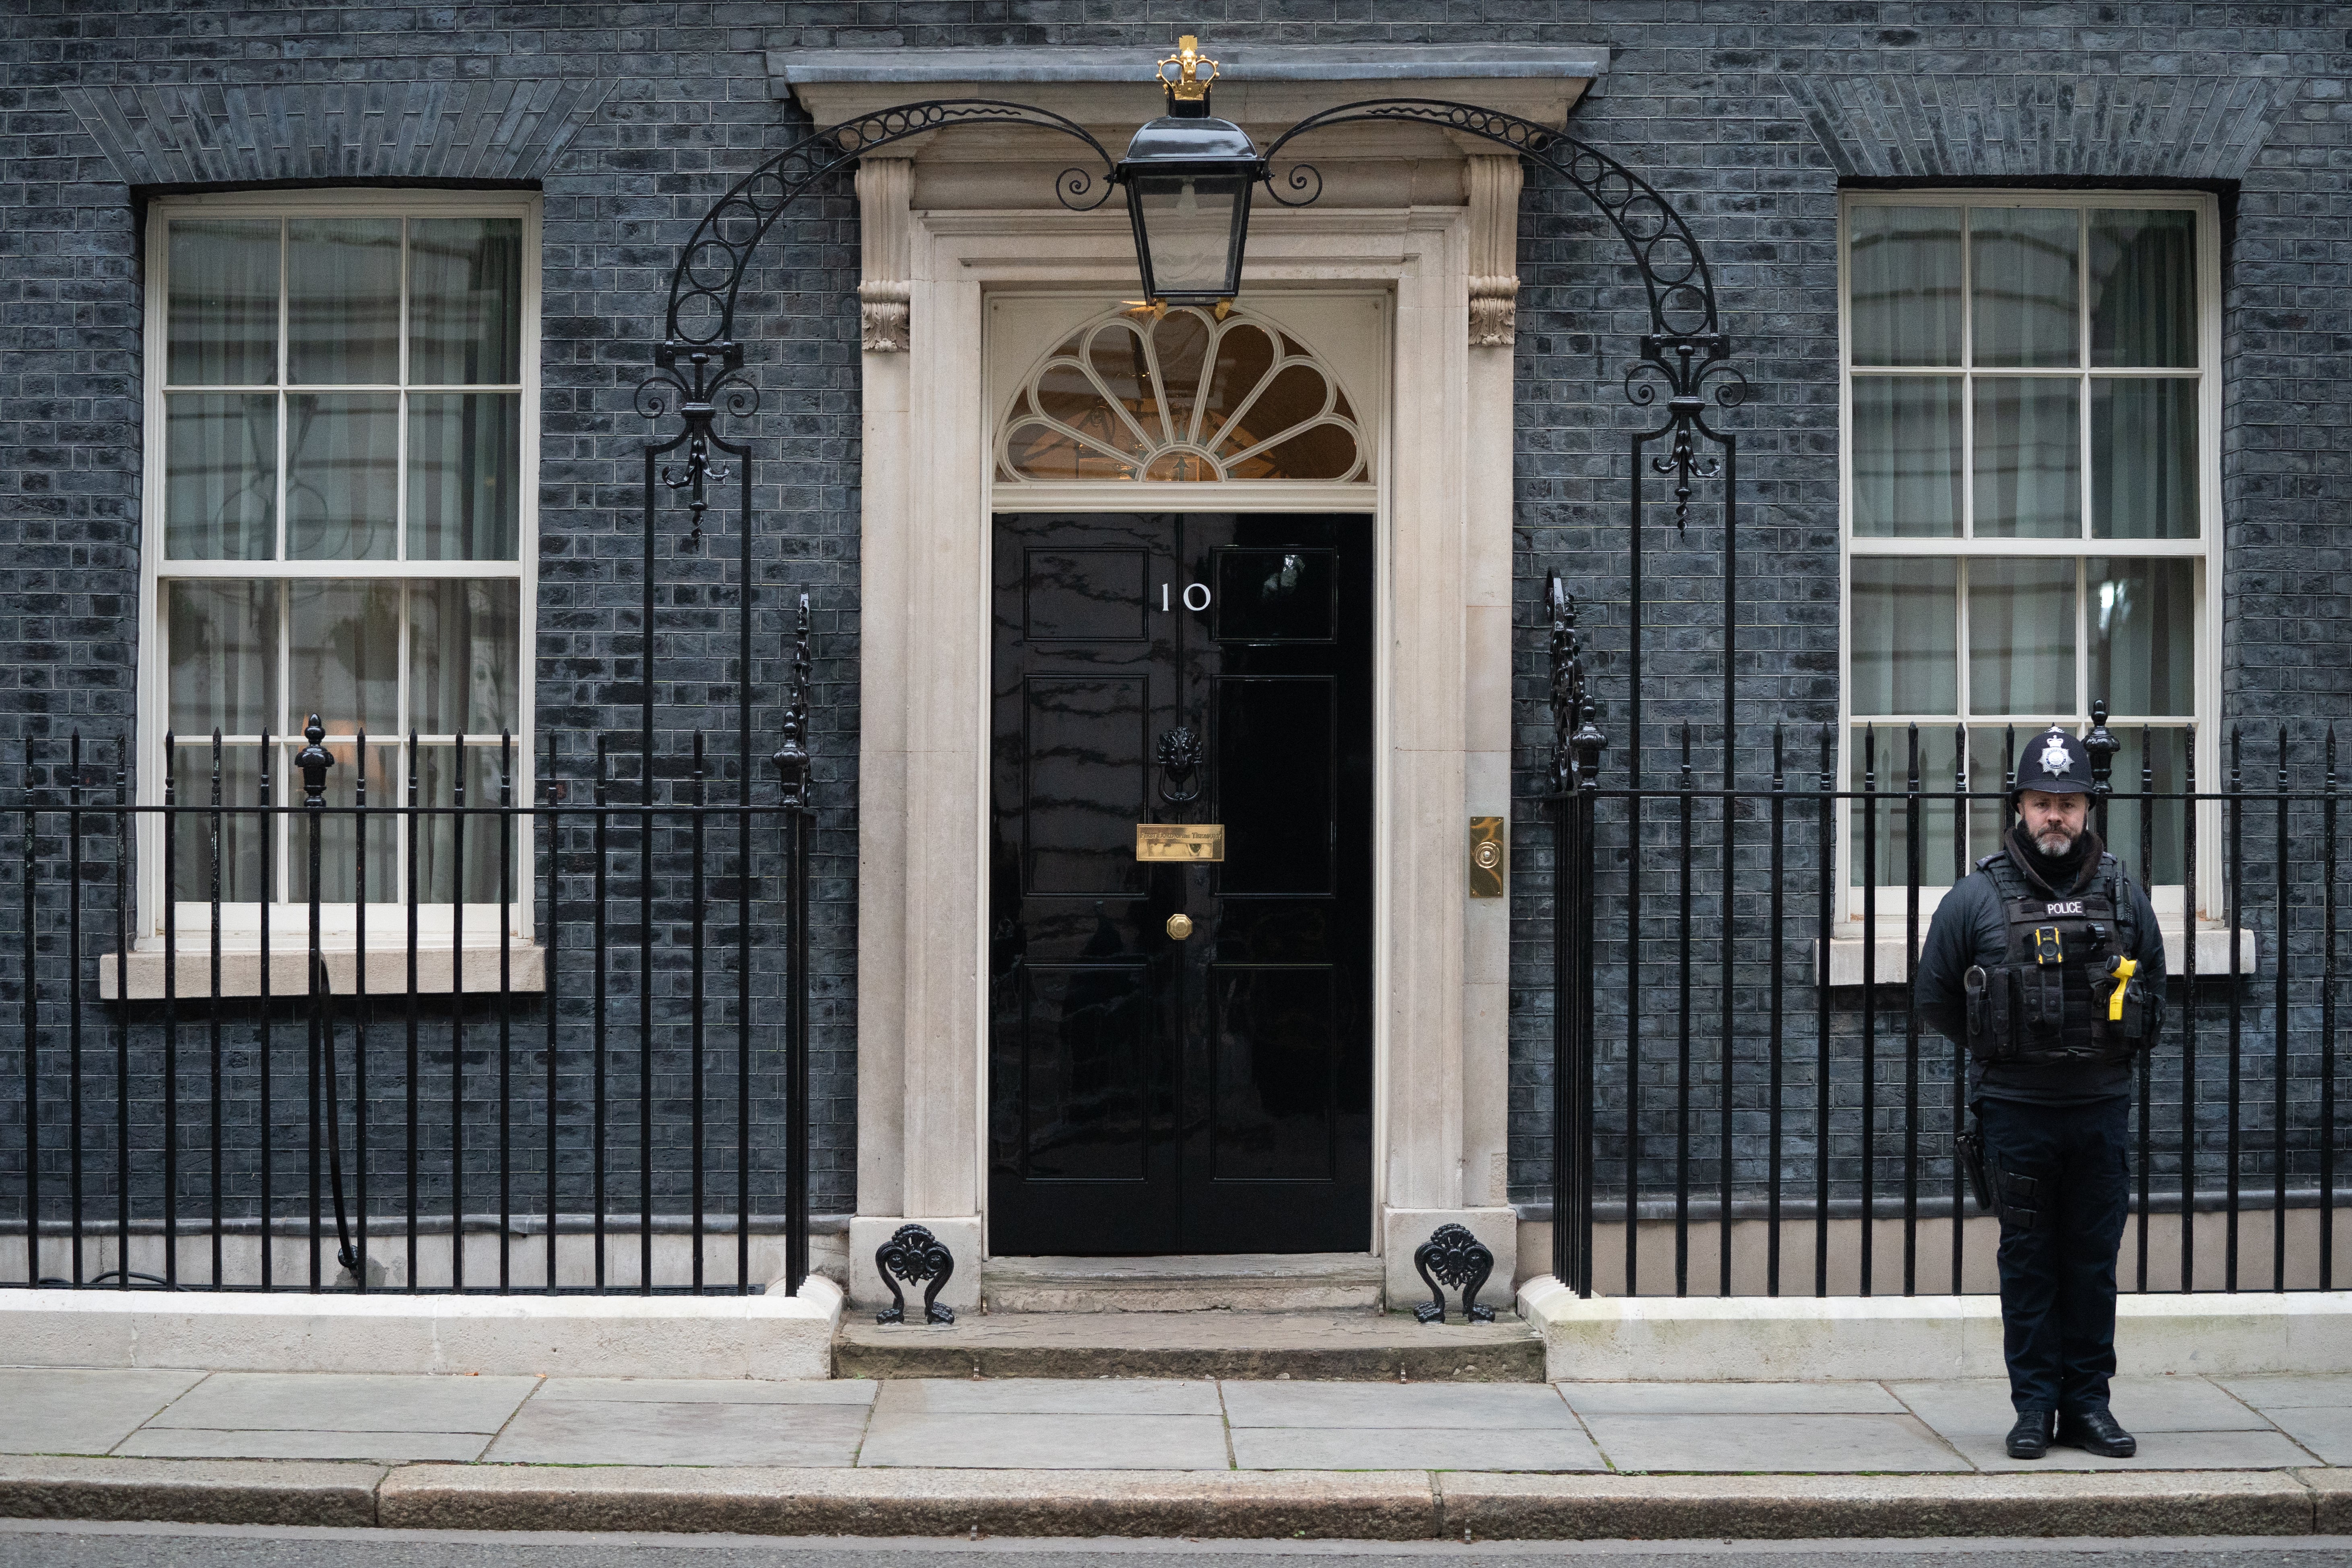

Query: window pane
left=408, top=218, right=523, bottom=385
left=167, top=220, right=278, bottom=387
left=287, top=217, right=401, bottom=385
left=286, top=741, right=399, bottom=904
left=165, top=393, right=276, bottom=560
left=1972, top=378, right=2080, bottom=538
left=170, top=743, right=268, bottom=904
left=289, top=580, right=399, bottom=740
left=1850, top=558, right=1957, bottom=715
left=408, top=394, right=520, bottom=559
left=1849, top=723, right=1960, bottom=887
left=414, top=744, right=516, bottom=903
left=2090, top=209, right=2196, bottom=368
left=285, top=393, right=398, bottom=560
left=2088, top=557, right=2194, bottom=716
left=168, top=580, right=279, bottom=739
left=410, top=579, right=519, bottom=737
left=1966, top=725, right=2032, bottom=859
left=2101, top=726, right=2187, bottom=886
left=1851, top=377, right=1960, bottom=537
left=1848, top=205, right=1962, bottom=365
left=1971, top=207, right=2079, bottom=368
left=2092, top=377, right=2198, bottom=538
left=1968, top=558, right=2076, bottom=715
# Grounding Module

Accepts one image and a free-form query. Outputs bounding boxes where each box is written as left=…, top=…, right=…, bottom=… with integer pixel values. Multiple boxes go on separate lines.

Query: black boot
left=2005, top=1410, right=2053, bottom=1459
left=2055, top=1408, right=2137, bottom=1458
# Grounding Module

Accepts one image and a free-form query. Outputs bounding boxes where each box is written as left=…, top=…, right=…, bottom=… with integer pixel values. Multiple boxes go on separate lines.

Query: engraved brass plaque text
left=1136, top=823, right=1226, bottom=862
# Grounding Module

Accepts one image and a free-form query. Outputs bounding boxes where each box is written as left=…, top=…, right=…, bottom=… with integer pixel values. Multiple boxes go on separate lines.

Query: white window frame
left=136, top=189, right=541, bottom=952
left=1836, top=188, right=2224, bottom=927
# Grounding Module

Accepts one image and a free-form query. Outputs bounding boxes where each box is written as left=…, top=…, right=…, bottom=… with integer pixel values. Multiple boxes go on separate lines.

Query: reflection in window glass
left=2088, top=558, right=2194, bottom=716
left=408, top=393, right=522, bottom=560
left=168, top=580, right=280, bottom=739
left=410, top=579, right=520, bottom=737
left=1851, top=378, right=1960, bottom=537
left=1849, top=723, right=1960, bottom=886
left=167, top=220, right=279, bottom=387
left=1971, top=207, right=2079, bottom=368
left=285, top=393, right=400, bottom=560
left=287, top=218, right=402, bottom=386
left=1850, top=559, right=1957, bottom=715
left=2090, top=209, right=2196, bottom=368
left=2092, top=378, right=2198, bottom=538
left=1848, top=205, right=1962, bottom=366
left=1972, top=379, right=2078, bottom=538
left=165, top=394, right=276, bottom=560
left=408, top=218, right=523, bottom=386
left=289, top=581, right=400, bottom=739
left=1968, top=559, right=2077, bottom=715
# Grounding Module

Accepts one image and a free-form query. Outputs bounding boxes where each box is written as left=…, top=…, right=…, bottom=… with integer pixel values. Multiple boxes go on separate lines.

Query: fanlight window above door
left=998, top=306, right=1367, bottom=483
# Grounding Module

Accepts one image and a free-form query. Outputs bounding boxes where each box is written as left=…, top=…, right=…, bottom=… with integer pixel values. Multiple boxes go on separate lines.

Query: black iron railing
left=2, top=619, right=821, bottom=1298
left=1543, top=575, right=2346, bottom=1299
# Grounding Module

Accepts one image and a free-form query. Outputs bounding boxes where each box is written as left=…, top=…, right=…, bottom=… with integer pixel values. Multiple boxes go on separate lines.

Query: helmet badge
left=2037, top=730, right=2073, bottom=777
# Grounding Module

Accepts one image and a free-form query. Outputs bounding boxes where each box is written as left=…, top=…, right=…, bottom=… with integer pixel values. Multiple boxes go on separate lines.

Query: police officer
left=1915, top=724, right=2165, bottom=1461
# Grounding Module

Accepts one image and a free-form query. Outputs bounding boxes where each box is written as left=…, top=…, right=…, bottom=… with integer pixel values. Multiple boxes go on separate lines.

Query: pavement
left=2, top=1366, right=2351, bottom=1539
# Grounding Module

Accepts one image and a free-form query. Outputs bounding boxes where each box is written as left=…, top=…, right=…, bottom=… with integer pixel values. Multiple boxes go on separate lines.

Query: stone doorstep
left=1516, top=1277, right=2352, bottom=1383
left=834, top=1307, right=1547, bottom=1382
left=979, top=1252, right=1385, bottom=1314
left=1, top=1457, right=2347, bottom=1538
left=0, top=1280, right=844, bottom=1380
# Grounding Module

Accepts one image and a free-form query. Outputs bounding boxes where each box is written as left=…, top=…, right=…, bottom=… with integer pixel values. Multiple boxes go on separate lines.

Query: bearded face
left=2018, top=788, right=2089, bottom=858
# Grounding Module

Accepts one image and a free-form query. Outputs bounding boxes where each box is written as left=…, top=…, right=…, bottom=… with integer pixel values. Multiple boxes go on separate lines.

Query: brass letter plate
left=1468, top=816, right=1506, bottom=898
left=1136, top=823, right=1226, bottom=862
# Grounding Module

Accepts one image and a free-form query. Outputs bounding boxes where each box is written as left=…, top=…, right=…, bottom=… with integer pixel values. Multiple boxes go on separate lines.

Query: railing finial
left=2084, top=697, right=2119, bottom=800
left=296, top=715, right=335, bottom=806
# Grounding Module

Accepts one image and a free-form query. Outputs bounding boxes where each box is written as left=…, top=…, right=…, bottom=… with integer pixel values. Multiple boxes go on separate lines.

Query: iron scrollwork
left=1548, top=574, right=1607, bottom=797
left=1411, top=1222, right=1497, bottom=1325
left=874, top=1223, right=957, bottom=1325
left=1257, top=97, right=1744, bottom=532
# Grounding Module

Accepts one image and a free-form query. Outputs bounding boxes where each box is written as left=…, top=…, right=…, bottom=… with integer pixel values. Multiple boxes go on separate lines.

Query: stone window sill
left=97, top=943, right=548, bottom=1001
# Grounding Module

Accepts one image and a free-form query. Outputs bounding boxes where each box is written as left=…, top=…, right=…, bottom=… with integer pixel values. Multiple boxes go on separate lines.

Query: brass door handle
left=1166, top=913, right=1194, bottom=941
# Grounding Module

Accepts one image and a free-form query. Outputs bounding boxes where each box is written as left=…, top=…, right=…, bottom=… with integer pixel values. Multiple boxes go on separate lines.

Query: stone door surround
left=782, top=48, right=1606, bottom=1308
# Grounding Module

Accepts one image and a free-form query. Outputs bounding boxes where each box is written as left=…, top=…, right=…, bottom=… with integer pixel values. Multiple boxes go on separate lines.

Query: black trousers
left=1977, top=1094, right=2131, bottom=1416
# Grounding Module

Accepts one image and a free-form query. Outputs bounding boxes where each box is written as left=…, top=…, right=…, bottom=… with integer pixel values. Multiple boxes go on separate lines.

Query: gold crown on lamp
left=1155, top=35, right=1218, bottom=101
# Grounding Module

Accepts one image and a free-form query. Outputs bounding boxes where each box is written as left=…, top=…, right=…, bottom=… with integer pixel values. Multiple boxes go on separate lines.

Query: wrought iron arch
left=636, top=91, right=1747, bottom=1302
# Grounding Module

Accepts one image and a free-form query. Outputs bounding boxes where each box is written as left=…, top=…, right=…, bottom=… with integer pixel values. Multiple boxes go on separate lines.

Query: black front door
left=989, top=512, right=1373, bottom=1256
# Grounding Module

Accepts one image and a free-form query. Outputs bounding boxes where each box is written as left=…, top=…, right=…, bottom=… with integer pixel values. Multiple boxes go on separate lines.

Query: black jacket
left=1914, top=830, right=2166, bottom=1105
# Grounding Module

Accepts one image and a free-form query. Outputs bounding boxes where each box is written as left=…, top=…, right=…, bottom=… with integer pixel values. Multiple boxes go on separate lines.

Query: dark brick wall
left=3, top=4, right=2347, bottom=1259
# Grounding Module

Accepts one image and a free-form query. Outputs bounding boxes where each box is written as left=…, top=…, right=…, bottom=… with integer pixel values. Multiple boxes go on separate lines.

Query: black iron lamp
left=1115, top=37, right=1266, bottom=309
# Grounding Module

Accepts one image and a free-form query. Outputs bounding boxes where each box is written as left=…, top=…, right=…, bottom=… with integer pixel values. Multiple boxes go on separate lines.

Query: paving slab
left=2259, top=1406, right=2352, bottom=1466
left=533, top=1377, right=879, bottom=1405
left=111, top=1428, right=491, bottom=1463
left=2220, top=1373, right=2352, bottom=1410
left=0, top=1456, right=385, bottom=1527
left=1219, top=1379, right=1578, bottom=1429
left=1231, top=1425, right=1605, bottom=1472
left=855, top=1410, right=1231, bottom=1470
left=1557, top=1380, right=1904, bottom=1415
left=874, top=1377, right=1220, bottom=1417
left=377, top=1464, right=1444, bottom=1538
left=1893, top=1375, right=2280, bottom=1436
left=1579, top=1412, right=1971, bottom=1474
left=144, top=1372, right=539, bottom=1434
left=0, top=1368, right=206, bottom=1456
left=1435, top=1469, right=2317, bottom=1540
left=483, top=1400, right=870, bottom=1467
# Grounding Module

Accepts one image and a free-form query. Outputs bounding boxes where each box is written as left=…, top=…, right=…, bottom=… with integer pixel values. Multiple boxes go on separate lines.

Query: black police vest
left=1960, top=850, right=2150, bottom=1066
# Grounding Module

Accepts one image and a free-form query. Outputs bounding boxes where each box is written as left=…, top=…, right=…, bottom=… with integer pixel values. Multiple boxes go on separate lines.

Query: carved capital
left=856, top=157, right=914, bottom=353
left=1464, top=155, right=1524, bottom=349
